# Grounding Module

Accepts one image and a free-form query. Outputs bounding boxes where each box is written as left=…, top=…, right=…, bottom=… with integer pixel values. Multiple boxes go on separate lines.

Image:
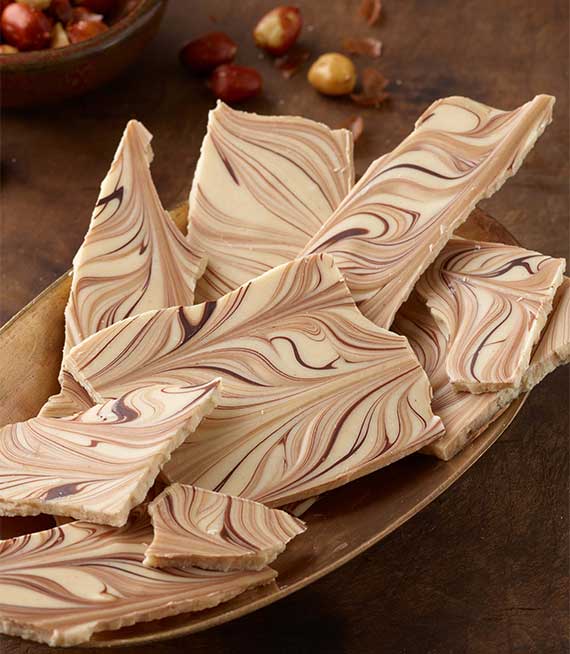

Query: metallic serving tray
left=0, top=207, right=527, bottom=648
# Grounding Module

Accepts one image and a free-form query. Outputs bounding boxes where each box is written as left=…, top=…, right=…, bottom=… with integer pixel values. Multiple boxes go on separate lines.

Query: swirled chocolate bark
left=145, top=484, right=306, bottom=571
left=0, top=381, right=220, bottom=526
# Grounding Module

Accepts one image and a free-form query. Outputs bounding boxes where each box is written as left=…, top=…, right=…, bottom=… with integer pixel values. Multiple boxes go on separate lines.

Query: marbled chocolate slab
left=145, top=484, right=306, bottom=571
left=0, top=381, right=220, bottom=526
left=42, top=120, right=205, bottom=418
left=62, top=253, right=444, bottom=506
left=0, top=508, right=275, bottom=647
left=301, top=95, right=555, bottom=328
left=187, top=101, right=354, bottom=301
left=394, top=278, right=570, bottom=460
left=415, top=238, right=565, bottom=392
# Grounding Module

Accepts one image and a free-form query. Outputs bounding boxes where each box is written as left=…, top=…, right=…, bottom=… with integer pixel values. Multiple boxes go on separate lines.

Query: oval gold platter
left=0, top=206, right=527, bottom=648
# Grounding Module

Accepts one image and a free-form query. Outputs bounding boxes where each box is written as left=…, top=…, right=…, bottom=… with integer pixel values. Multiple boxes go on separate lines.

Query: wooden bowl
left=0, top=0, right=166, bottom=108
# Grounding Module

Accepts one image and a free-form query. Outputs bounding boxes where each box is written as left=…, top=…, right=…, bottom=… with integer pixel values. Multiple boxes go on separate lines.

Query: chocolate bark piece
left=62, top=253, right=444, bottom=506
left=415, top=238, right=565, bottom=392
left=41, top=120, right=205, bottom=418
left=394, top=278, right=570, bottom=460
left=187, top=101, right=354, bottom=301
left=0, top=381, right=220, bottom=526
left=145, top=484, right=306, bottom=571
left=301, top=95, right=555, bottom=328
left=0, top=508, right=275, bottom=647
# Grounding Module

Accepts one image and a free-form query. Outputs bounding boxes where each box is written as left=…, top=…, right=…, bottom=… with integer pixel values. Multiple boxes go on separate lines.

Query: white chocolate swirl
left=0, top=381, right=220, bottom=526
left=41, top=120, right=205, bottom=418
left=394, top=277, right=570, bottom=460
left=187, top=101, right=354, bottom=301
left=301, top=95, right=555, bottom=328
left=145, top=484, right=306, bottom=571
left=62, top=253, right=443, bottom=506
left=0, top=508, right=275, bottom=647
left=415, top=238, right=565, bottom=392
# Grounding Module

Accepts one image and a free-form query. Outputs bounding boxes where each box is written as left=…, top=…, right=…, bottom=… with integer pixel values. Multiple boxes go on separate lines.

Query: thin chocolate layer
left=41, top=120, right=205, bottom=418
left=187, top=101, right=354, bottom=301
left=415, top=238, right=564, bottom=392
left=394, top=278, right=570, bottom=460
left=301, top=95, right=555, bottom=328
left=63, top=253, right=444, bottom=506
left=145, top=484, right=306, bottom=571
left=0, top=381, right=220, bottom=526
left=0, top=508, right=275, bottom=647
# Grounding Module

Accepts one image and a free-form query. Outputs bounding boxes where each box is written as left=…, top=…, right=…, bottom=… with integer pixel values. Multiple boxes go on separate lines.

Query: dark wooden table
left=1, top=1, right=568, bottom=652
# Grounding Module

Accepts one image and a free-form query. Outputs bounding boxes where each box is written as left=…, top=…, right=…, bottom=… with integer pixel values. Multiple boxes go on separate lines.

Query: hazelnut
left=209, top=64, right=262, bottom=104
left=1, top=3, right=52, bottom=51
left=179, top=32, right=237, bottom=74
left=307, top=53, right=357, bottom=96
left=253, top=5, right=302, bottom=56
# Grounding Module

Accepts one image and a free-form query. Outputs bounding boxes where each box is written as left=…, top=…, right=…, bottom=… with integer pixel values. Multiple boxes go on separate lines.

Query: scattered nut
left=179, top=31, right=237, bottom=74
left=50, top=20, right=69, bottom=47
left=16, top=0, right=51, bottom=12
left=209, top=63, right=262, bottom=104
left=0, top=43, right=19, bottom=53
left=1, top=3, right=52, bottom=51
left=307, top=53, right=357, bottom=96
left=253, top=5, right=302, bottom=56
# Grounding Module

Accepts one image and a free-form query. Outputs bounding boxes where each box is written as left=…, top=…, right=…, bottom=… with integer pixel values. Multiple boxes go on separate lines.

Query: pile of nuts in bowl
left=0, top=0, right=128, bottom=54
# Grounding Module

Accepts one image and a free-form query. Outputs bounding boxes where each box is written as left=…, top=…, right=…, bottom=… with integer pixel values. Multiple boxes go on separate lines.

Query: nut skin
left=1, top=3, right=52, bottom=50
left=307, top=53, right=357, bottom=96
left=253, top=5, right=301, bottom=56
left=179, top=31, right=237, bottom=74
left=66, top=14, right=107, bottom=42
left=209, top=64, right=262, bottom=104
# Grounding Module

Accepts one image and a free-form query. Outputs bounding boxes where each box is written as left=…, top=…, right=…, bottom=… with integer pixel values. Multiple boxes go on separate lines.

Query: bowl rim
left=0, top=0, right=165, bottom=71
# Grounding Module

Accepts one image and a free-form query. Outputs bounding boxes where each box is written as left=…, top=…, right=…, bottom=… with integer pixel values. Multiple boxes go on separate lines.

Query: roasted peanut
left=253, top=5, right=301, bottom=56
left=209, top=64, right=262, bottom=104
left=179, top=32, right=237, bottom=74
left=307, top=53, right=357, bottom=96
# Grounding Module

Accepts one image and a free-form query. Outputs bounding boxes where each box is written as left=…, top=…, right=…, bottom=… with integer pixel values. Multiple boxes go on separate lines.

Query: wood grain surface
left=0, top=1, right=568, bottom=653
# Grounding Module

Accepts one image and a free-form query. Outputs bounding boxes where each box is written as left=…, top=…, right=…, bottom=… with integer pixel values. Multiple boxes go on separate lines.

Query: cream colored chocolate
left=0, top=508, right=275, bottom=647
left=41, top=120, right=205, bottom=418
left=394, top=278, right=570, bottom=460
left=415, top=238, right=565, bottom=392
left=0, top=381, right=220, bottom=526
left=187, top=101, right=354, bottom=301
left=62, top=253, right=444, bottom=506
left=145, top=484, right=306, bottom=571
left=301, top=95, right=555, bottom=328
